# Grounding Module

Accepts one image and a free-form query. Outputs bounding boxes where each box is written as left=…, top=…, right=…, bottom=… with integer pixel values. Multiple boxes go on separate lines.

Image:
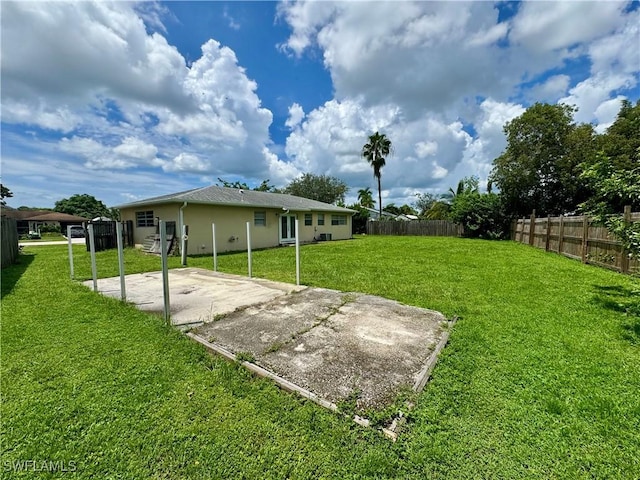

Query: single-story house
left=2, top=209, right=89, bottom=235
left=115, top=185, right=356, bottom=255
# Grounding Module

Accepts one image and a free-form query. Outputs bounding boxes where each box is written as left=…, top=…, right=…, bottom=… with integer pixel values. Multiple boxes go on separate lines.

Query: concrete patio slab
left=195, top=288, right=449, bottom=409
left=85, top=267, right=451, bottom=422
left=82, top=268, right=305, bottom=326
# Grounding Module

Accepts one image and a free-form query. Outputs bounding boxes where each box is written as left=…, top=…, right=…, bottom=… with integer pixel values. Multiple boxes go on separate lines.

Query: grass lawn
left=2, top=236, right=639, bottom=478
left=18, top=232, right=66, bottom=243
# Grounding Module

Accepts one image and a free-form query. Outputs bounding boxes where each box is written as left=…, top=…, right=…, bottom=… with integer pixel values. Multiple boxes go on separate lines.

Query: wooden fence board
left=512, top=208, right=638, bottom=274
left=1, top=217, right=19, bottom=268
left=366, top=220, right=463, bottom=237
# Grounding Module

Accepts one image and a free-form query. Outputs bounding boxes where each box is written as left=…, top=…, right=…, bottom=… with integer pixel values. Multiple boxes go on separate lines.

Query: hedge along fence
left=366, top=219, right=463, bottom=237
left=512, top=206, right=639, bottom=274
left=1, top=217, right=19, bottom=268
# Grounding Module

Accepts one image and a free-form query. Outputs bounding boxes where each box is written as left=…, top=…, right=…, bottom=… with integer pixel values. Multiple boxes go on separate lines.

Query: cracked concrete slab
left=195, top=288, right=449, bottom=409
left=85, top=267, right=450, bottom=412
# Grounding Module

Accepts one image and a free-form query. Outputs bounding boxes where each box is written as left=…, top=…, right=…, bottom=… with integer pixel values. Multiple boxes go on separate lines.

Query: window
left=254, top=211, right=266, bottom=227
left=136, top=210, right=154, bottom=227
left=304, top=213, right=312, bottom=226
left=331, top=214, right=347, bottom=226
left=317, top=214, right=325, bottom=226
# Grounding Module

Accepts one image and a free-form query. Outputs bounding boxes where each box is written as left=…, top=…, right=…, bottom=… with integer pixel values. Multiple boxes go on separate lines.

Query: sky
left=1, top=1, right=639, bottom=210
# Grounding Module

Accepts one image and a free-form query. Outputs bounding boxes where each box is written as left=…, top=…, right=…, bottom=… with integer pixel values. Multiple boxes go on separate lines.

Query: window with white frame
left=331, top=214, right=347, bottom=226
left=317, top=213, right=325, bottom=226
left=304, top=213, right=312, bottom=226
left=254, top=211, right=266, bottom=226
left=136, top=210, right=154, bottom=227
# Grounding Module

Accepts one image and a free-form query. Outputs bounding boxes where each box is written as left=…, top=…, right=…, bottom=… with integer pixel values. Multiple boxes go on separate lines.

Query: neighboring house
left=2, top=209, right=89, bottom=235
left=361, top=207, right=419, bottom=221
left=115, top=185, right=355, bottom=255
left=361, top=207, right=401, bottom=221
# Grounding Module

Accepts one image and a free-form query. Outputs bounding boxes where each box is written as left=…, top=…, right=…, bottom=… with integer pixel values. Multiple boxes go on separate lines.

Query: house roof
left=115, top=185, right=356, bottom=214
left=1, top=209, right=88, bottom=222
left=362, top=206, right=397, bottom=218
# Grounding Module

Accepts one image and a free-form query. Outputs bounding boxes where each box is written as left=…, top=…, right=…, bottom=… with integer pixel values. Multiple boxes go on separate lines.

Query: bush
left=449, top=193, right=509, bottom=239
left=39, top=224, right=61, bottom=234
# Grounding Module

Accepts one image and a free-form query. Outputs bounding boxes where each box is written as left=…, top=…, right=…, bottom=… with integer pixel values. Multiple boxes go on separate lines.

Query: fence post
left=160, top=220, right=171, bottom=325
left=621, top=205, right=632, bottom=274
left=246, top=221, right=252, bottom=278
left=295, top=218, right=300, bottom=286
left=529, top=210, right=536, bottom=246
left=116, top=222, right=126, bottom=301
left=88, top=224, right=98, bottom=292
left=558, top=215, right=564, bottom=254
left=67, top=225, right=75, bottom=280
left=545, top=215, right=551, bottom=251
left=581, top=215, right=589, bottom=264
left=212, top=223, right=217, bottom=272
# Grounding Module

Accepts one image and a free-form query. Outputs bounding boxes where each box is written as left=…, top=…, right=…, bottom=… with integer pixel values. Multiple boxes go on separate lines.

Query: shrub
left=449, top=192, right=509, bottom=239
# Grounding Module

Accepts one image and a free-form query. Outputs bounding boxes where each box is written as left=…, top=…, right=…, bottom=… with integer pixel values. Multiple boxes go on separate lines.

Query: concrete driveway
left=85, top=268, right=451, bottom=433
left=20, top=238, right=85, bottom=247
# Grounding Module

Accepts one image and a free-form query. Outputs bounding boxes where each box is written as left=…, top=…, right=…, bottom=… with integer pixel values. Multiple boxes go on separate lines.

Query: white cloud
left=593, top=96, right=627, bottom=133
left=527, top=75, right=571, bottom=103
left=509, top=1, right=626, bottom=53
left=164, top=153, right=209, bottom=173
left=113, top=137, right=159, bottom=161
left=559, top=73, right=635, bottom=125
left=1, top=1, right=281, bottom=186
left=285, top=103, right=305, bottom=129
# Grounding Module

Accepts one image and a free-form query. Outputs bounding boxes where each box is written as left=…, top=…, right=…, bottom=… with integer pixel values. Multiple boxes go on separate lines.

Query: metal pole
left=181, top=224, right=188, bottom=266
left=160, top=220, right=171, bottom=325
left=212, top=223, right=217, bottom=272
left=116, top=221, right=126, bottom=301
left=246, top=221, right=252, bottom=278
left=67, top=225, right=74, bottom=280
left=88, top=224, right=98, bottom=292
left=295, top=218, right=300, bottom=285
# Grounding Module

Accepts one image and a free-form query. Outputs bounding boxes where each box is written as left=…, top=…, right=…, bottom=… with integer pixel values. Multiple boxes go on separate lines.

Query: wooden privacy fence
left=512, top=207, right=639, bottom=274
left=1, top=217, right=19, bottom=268
left=367, top=220, right=463, bottom=237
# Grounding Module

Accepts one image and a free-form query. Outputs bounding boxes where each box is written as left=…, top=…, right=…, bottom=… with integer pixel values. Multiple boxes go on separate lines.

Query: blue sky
left=1, top=1, right=639, bottom=210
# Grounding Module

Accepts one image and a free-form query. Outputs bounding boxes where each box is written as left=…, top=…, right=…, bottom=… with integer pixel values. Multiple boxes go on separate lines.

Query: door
left=279, top=214, right=296, bottom=243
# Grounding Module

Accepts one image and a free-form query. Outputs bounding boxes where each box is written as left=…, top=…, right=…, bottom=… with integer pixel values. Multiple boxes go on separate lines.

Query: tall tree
left=283, top=173, right=348, bottom=205
left=489, top=103, right=595, bottom=217
left=362, top=132, right=391, bottom=218
left=54, top=194, right=110, bottom=219
left=217, top=178, right=280, bottom=192
left=357, top=187, right=375, bottom=208
left=1, top=184, right=13, bottom=206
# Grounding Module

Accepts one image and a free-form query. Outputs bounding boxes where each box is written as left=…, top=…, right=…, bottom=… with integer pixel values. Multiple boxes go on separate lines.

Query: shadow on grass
left=1, top=252, right=35, bottom=299
left=592, top=284, right=640, bottom=344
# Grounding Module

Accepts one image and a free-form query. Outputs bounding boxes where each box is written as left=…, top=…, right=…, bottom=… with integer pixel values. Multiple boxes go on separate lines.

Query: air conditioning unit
left=318, top=233, right=332, bottom=241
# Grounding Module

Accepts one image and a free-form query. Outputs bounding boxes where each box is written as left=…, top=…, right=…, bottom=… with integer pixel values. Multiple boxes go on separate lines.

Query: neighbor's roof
left=115, top=185, right=355, bottom=213
left=1, top=210, right=88, bottom=222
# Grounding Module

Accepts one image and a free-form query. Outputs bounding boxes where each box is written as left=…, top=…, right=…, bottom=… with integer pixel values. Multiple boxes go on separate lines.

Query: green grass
left=19, top=232, right=66, bottom=242
left=2, top=236, right=639, bottom=478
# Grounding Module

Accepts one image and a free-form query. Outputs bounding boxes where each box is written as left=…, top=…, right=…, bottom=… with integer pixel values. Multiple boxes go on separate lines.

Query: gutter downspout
left=179, top=202, right=187, bottom=265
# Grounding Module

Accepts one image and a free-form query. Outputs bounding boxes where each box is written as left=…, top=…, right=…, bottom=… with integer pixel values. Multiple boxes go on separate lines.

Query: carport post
left=295, top=218, right=300, bottom=286
left=67, top=225, right=75, bottom=280
left=88, top=224, right=98, bottom=292
left=160, top=220, right=171, bottom=325
left=246, top=221, right=252, bottom=278
left=212, top=223, right=218, bottom=272
left=116, top=221, right=126, bottom=301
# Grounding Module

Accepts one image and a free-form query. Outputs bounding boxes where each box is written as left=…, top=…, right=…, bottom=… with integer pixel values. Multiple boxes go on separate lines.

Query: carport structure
left=85, top=268, right=453, bottom=438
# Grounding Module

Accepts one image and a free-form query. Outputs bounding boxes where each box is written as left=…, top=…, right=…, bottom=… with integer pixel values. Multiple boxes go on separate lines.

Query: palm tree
left=357, top=187, right=375, bottom=209
left=362, top=132, right=392, bottom=218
